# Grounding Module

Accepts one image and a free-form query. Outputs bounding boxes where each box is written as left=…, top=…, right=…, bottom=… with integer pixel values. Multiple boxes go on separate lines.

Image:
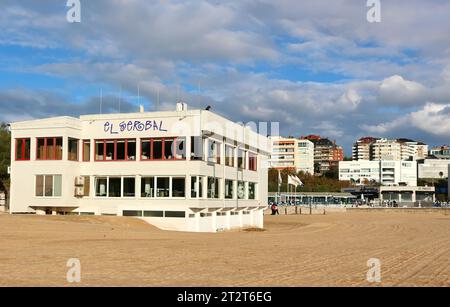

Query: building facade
left=268, top=137, right=314, bottom=174
left=352, top=137, right=428, bottom=161
left=9, top=104, right=269, bottom=233
left=418, top=159, right=450, bottom=179
left=339, top=160, right=417, bottom=186
left=301, top=135, right=344, bottom=173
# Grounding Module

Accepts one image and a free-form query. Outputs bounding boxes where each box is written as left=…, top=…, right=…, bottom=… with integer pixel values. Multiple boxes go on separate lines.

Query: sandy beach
left=0, top=211, right=449, bottom=287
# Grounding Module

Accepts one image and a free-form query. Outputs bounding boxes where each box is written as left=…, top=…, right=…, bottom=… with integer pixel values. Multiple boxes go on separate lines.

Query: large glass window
left=141, top=177, right=155, bottom=198
left=95, top=177, right=107, bottom=197
left=108, top=177, right=122, bottom=197
left=15, top=138, right=30, bottom=161
left=35, top=175, right=61, bottom=197
left=83, top=176, right=90, bottom=197
left=141, top=138, right=185, bottom=160
left=123, top=177, right=135, bottom=197
left=225, top=179, right=234, bottom=199
left=248, top=183, right=256, bottom=200
left=37, top=137, right=63, bottom=160
left=172, top=177, right=186, bottom=198
left=95, top=139, right=136, bottom=161
left=249, top=152, right=257, bottom=171
left=44, top=175, right=53, bottom=197
left=207, top=140, right=221, bottom=164
left=141, top=140, right=152, bottom=160
left=35, top=175, right=44, bottom=197
left=238, top=181, right=245, bottom=199
left=238, top=149, right=246, bottom=169
left=83, top=140, right=91, bottom=162
left=225, top=145, right=235, bottom=167
left=164, top=139, right=174, bottom=159
left=191, top=176, right=204, bottom=198
left=68, top=138, right=79, bottom=161
left=95, top=141, right=104, bottom=161
left=190, top=137, right=203, bottom=160
left=156, top=177, right=170, bottom=197
left=174, top=138, right=186, bottom=159
left=208, top=177, right=219, bottom=199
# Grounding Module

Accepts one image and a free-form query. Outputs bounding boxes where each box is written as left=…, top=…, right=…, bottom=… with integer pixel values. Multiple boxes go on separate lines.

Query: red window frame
left=140, top=137, right=186, bottom=161
left=94, top=139, right=137, bottom=162
left=36, top=137, right=63, bottom=161
left=68, top=138, right=79, bottom=162
left=15, top=138, right=31, bottom=161
left=249, top=152, right=258, bottom=171
left=82, top=140, right=91, bottom=162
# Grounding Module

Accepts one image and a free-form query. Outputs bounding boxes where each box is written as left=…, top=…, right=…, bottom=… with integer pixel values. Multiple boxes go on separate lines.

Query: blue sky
left=1, top=0, right=450, bottom=154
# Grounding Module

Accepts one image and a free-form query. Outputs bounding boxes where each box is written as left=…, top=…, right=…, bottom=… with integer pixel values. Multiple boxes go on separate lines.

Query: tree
left=0, top=123, right=11, bottom=206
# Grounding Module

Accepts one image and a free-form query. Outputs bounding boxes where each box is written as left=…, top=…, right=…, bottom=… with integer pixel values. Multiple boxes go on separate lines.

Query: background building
left=268, top=136, right=314, bottom=174
left=339, top=160, right=417, bottom=186
left=430, top=145, right=450, bottom=159
left=352, top=137, right=428, bottom=161
left=301, top=135, right=344, bottom=174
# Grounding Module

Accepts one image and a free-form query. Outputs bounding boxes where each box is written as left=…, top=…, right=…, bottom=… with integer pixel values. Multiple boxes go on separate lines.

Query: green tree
left=0, top=123, right=11, bottom=201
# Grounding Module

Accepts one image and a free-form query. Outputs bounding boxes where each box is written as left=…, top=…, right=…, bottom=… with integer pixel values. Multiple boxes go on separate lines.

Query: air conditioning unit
left=74, top=186, right=84, bottom=197
left=75, top=176, right=84, bottom=187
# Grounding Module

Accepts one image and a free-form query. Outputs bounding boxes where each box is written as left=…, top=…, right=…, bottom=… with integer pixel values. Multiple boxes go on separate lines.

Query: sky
left=1, top=0, right=450, bottom=155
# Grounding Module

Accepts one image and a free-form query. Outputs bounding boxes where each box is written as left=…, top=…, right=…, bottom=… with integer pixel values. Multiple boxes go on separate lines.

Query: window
left=15, top=138, right=30, bottom=161
left=238, top=149, right=246, bottom=169
left=165, top=211, right=186, bottom=218
left=238, top=181, right=245, bottom=199
left=68, top=138, right=79, bottom=161
left=83, top=176, right=90, bottom=197
left=153, top=139, right=163, bottom=159
left=83, top=140, right=91, bottom=162
left=37, top=137, right=63, bottom=160
left=156, top=177, right=170, bottom=197
left=123, top=210, right=143, bottom=217
left=123, top=177, right=136, bottom=197
left=172, top=177, right=186, bottom=198
left=191, top=176, right=204, bottom=198
left=174, top=138, right=186, bottom=159
left=248, top=183, right=256, bottom=200
left=225, top=179, right=234, bottom=199
left=95, top=139, right=136, bottom=161
left=141, top=177, right=155, bottom=198
left=141, top=140, right=152, bottom=160
left=108, top=177, right=121, bottom=197
left=95, top=141, right=104, bottom=160
left=36, top=175, right=44, bottom=197
left=35, top=175, right=62, bottom=197
left=144, top=211, right=164, bottom=217
left=207, top=177, right=219, bottom=199
left=249, top=152, right=257, bottom=171
left=207, top=140, right=221, bottom=164
left=225, top=145, right=235, bottom=167
left=95, top=177, right=107, bottom=197
left=141, top=138, right=185, bottom=160
left=190, top=137, right=203, bottom=160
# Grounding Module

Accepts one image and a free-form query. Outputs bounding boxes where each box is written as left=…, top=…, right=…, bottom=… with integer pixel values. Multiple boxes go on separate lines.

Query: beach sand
left=0, top=211, right=449, bottom=286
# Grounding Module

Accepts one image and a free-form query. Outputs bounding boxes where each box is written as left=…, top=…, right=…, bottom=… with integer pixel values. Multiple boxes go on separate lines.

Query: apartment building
left=268, top=136, right=314, bottom=174
left=302, top=135, right=344, bottom=173
left=352, top=137, right=428, bottom=161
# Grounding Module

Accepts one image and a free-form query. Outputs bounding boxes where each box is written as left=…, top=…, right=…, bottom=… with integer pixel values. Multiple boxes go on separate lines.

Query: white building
left=418, top=159, right=450, bottom=179
left=9, top=103, right=269, bottom=233
left=268, top=137, right=314, bottom=174
left=339, top=160, right=417, bottom=186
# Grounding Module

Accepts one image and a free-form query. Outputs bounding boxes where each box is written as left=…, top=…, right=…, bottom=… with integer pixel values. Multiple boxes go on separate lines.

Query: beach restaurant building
left=9, top=103, right=269, bottom=232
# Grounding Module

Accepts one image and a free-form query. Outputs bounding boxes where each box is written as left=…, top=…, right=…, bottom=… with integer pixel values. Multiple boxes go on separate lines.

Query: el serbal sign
left=103, top=120, right=168, bottom=135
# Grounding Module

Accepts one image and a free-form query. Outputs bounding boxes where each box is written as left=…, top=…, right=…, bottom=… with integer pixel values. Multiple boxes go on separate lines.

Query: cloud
left=378, top=75, right=427, bottom=106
